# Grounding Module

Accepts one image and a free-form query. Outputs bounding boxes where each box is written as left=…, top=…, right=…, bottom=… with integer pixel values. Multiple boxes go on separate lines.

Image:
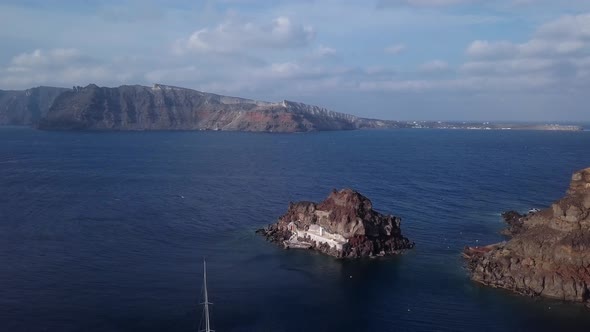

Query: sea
left=2, top=126, right=590, bottom=332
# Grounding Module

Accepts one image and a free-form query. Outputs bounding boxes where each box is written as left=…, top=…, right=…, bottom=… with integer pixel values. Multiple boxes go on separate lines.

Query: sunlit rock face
left=0, top=86, right=68, bottom=125
left=36, top=84, right=401, bottom=132
left=464, top=167, right=590, bottom=304
left=257, top=189, right=414, bottom=258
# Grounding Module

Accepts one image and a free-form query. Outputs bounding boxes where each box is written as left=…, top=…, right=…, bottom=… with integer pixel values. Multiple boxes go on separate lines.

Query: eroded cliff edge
left=2, top=84, right=583, bottom=132
left=0, top=86, right=69, bottom=125
left=464, top=167, right=590, bottom=305
left=36, top=84, right=399, bottom=132
left=257, top=189, right=414, bottom=258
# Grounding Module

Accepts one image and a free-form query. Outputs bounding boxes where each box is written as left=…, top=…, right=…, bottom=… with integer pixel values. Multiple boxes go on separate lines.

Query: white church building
left=286, top=222, right=347, bottom=251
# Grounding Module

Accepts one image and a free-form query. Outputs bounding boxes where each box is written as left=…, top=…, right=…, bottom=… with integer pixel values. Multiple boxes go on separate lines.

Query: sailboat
left=200, top=260, right=214, bottom=332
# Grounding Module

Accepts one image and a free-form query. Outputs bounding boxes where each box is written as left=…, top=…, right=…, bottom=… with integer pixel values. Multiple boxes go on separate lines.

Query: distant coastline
left=386, top=121, right=583, bottom=131
left=0, top=84, right=584, bottom=133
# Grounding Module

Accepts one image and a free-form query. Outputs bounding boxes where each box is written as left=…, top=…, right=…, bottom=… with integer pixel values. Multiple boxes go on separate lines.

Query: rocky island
left=257, top=189, right=414, bottom=258
left=0, top=84, right=584, bottom=132
left=464, top=167, right=590, bottom=305
left=36, top=84, right=372, bottom=132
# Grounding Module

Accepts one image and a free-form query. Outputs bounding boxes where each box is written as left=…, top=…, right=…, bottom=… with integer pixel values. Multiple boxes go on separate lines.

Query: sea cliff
left=1, top=83, right=583, bottom=132
left=0, top=86, right=69, bottom=125
left=257, top=189, right=414, bottom=258
left=35, top=84, right=400, bottom=132
left=464, top=167, right=590, bottom=305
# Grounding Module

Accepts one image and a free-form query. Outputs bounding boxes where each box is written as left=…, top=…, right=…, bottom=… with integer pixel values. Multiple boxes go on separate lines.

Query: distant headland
left=0, top=84, right=583, bottom=132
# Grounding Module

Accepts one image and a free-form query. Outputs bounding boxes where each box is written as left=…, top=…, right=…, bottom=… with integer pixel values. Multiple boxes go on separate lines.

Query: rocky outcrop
left=35, top=84, right=402, bottom=132
left=257, top=189, right=414, bottom=258
left=500, top=210, right=527, bottom=236
left=0, top=86, right=69, bottom=125
left=464, top=167, right=590, bottom=305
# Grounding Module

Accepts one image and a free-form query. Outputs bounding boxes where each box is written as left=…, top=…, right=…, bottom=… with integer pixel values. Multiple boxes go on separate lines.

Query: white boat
left=200, top=260, right=214, bottom=332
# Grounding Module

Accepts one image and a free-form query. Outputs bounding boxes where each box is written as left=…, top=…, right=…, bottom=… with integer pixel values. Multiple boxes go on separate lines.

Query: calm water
left=2, top=127, right=590, bottom=332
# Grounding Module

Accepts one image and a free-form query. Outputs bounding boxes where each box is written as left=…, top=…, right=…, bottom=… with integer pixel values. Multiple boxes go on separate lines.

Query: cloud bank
left=0, top=1, right=589, bottom=121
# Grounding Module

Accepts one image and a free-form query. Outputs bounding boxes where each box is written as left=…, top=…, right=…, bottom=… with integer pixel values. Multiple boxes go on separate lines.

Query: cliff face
left=3, top=83, right=577, bottom=132
left=257, top=189, right=414, bottom=258
left=464, top=167, right=590, bottom=304
left=0, top=87, right=69, bottom=125
left=36, top=84, right=387, bottom=132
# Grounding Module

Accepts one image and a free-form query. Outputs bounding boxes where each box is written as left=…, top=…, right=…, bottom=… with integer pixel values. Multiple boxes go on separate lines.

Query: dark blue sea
left=2, top=127, right=590, bottom=332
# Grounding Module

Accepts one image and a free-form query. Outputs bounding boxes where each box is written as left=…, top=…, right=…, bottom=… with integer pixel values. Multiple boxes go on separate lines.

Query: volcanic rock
left=1, top=84, right=583, bottom=132
left=464, top=167, right=590, bottom=304
left=34, top=84, right=404, bottom=132
left=258, top=189, right=414, bottom=258
left=0, top=86, right=69, bottom=125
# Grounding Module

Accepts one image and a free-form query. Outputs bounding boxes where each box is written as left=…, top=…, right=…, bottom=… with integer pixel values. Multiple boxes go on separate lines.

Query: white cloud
left=357, top=74, right=557, bottom=93
left=378, top=0, right=590, bottom=10
left=419, top=60, right=450, bottom=72
left=384, top=44, right=406, bottom=55
left=313, top=45, right=337, bottom=57
left=460, top=58, right=555, bottom=74
left=467, top=13, right=590, bottom=59
left=10, top=48, right=83, bottom=68
left=466, top=40, right=517, bottom=59
left=270, top=62, right=302, bottom=77
left=446, top=12, right=590, bottom=98
left=348, top=14, right=590, bottom=95
left=536, top=13, right=590, bottom=40
left=98, top=2, right=164, bottom=23
left=377, top=0, right=477, bottom=7
left=466, top=39, right=586, bottom=59
left=1, top=2, right=590, bottom=120
left=144, top=66, right=201, bottom=83
left=359, top=79, right=437, bottom=92
left=0, top=48, right=134, bottom=88
left=175, top=16, right=315, bottom=54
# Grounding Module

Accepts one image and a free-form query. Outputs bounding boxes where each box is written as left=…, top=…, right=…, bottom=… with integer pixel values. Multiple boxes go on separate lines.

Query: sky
left=1, top=0, right=589, bottom=121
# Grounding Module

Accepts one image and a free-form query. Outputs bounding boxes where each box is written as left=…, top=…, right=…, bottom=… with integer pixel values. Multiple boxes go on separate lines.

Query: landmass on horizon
left=0, top=84, right=583, bottom=132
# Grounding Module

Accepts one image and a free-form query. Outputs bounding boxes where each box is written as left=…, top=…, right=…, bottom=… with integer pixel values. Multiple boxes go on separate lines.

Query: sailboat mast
left=203, top=260, right=211, bottom=332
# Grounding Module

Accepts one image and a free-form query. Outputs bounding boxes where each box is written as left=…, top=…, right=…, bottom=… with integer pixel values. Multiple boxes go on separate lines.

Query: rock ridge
left=464, top=167, right=590, bottom=305
left=257, top=189, right=414, bottom=258
left=35, top=84, right=395, bottom=132
left=1, top=83, right=583, bottom=132
left=0, top=86, right=69, bottom=125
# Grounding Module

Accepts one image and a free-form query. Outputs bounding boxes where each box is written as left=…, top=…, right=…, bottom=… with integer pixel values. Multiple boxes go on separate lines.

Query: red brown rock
left=35, top=84, right=407, bottom=132
left=257, top=189, right=414, bottom=258
left=464, top=167, right=590, bottom=304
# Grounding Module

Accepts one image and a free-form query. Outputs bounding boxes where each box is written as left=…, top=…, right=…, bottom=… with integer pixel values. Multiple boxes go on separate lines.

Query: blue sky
left=1, top=0, right=589, bottom=121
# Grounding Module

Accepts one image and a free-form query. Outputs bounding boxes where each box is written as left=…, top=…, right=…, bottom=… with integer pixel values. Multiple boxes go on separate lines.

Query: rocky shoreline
left=257, top=189, right=414, bottom=258
left=464, top=167, right=590, bottom=306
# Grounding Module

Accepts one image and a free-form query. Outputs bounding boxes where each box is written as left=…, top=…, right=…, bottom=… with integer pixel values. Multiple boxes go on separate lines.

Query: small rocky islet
left=257, top=188, right=414, bottom=258
left=260, top=169, right=590, bottom=308
left=464, top=167, right=590, bottom=306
